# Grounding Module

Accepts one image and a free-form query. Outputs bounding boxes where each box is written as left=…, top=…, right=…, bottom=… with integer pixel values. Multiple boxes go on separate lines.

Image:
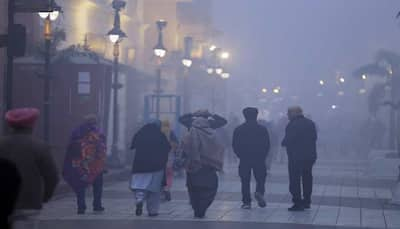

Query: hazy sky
left=213, top=0, right=400, bottom=96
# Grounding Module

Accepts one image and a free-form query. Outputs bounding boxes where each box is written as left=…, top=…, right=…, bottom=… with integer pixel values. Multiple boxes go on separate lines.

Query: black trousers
left=288, top=159, right=315, bottom=205
left=75, top=173, right=103, bottom=210
left=186, top=166, right=218, bottom=217
left=239, top=161, right=267, bottom=204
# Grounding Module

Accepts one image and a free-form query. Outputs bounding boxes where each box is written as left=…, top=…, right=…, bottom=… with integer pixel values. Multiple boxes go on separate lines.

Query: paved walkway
left=37, top=160, right=400, bottom=229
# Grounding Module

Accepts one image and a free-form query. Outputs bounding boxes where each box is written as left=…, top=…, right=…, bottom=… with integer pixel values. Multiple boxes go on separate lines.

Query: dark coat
left=0, top=158, right=21, bottom=229
left=282, top=115, right=317, bottom=162
left=0, top=132, right=59, bottom=210
left=130, top=123, right=171, bottom=174
left=232, top=121, right=270, bottom=163
left=179, top=114, right=227, bottom=130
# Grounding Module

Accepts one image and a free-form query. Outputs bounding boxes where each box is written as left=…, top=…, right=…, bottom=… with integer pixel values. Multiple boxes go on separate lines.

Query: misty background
left=214, top=0, right=400, bottom=113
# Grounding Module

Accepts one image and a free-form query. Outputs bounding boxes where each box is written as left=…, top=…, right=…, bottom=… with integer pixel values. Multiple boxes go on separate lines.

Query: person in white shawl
left=181, top=115, right=225, bottom=218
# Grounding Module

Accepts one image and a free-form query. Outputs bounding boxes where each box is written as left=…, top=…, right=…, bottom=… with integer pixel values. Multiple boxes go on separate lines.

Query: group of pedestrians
left=128, top=106, right=318, bottom=218
left=0, top=105, right=318, bottom=227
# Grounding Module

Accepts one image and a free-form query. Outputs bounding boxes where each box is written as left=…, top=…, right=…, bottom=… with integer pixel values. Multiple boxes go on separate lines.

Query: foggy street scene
left=1, top=0, right=400, bottom=229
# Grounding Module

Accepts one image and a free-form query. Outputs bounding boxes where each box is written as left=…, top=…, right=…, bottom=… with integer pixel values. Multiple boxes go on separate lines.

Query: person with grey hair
left=282, top=106, right=317, bottom=211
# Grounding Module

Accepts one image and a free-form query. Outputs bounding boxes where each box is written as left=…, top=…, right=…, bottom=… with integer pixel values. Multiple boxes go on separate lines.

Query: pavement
left=34, top=159, right=400, bottom=229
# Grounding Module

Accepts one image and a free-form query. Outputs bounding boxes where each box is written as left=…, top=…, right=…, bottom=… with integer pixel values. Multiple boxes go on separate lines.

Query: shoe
left=148, top=213, right=159, bottom=217
left=254, top=192, right=267, bottom=208
left=93, top=206, right=105, bottom=213
left=136, top=203, right=143, bottom=216
left=164, top=190, right=172, bottom=202
left=241, top=203, right=251, bottom=210
left=77, top=209, right=85, bottom=215
left=288, top=204, right=305, bottom=212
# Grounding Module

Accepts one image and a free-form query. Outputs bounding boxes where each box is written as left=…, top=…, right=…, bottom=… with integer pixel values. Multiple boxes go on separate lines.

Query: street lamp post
left=107, top=0, right=127, bottom=167
left=38, top=3, right=61, bottom=143
left=182, top=36, right=193, bottom=113
left=153, top=20, right=167, bottom=119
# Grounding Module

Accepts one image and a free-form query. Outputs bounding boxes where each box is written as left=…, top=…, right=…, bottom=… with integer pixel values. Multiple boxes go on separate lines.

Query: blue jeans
left=75, top=174, right=103, bottom=210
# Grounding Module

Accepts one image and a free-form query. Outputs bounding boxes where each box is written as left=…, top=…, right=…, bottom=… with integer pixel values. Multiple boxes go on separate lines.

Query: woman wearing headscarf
left=161, top=120, right=179, bottom=201
left=62, top=115, right=107, bottom=215
left=181, top=113, right=225, bottom=218
left=130, top=120, right=171, bottom=217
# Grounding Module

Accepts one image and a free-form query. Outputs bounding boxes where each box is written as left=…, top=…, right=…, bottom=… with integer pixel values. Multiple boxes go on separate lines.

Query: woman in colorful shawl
left=130, top=120, right=171, bottom=217
left=161, top=120, right=179, bottom=201
left=181, top=115, right=225, bottom=219
left=62, top=115, right=107, bottom=215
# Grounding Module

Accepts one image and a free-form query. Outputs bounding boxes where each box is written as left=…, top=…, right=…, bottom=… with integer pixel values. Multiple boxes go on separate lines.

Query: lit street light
left=221, top=72, right=230, bottom=79
left=154, top=19, right=168, bottom=119
left=359, top=88, right=367, bottom=94
left=319, top=80, right=325, bottom=86
left=38, top=1, right=61, bottom=143
left=220, top=51, right=230, bottom=59
left=273, top=87, right=280, bottom=94
left=107, top=0, right=127, bottom=168
left=207, top=68, right=214, bottom=75
left=262, top=88, right=268, bottom=93
left=209, top=45, right=217, bottom=52
left=215, top=67, right=224, bottom=75
left=182, top=59, right=192, bottom=68
left=362, top=74, right=367, bottom=80
left=331, top=105, right=337, bottom=110
left=339, top=77, right=345, bottom=83
left=154, top=20, right=167, bottom=58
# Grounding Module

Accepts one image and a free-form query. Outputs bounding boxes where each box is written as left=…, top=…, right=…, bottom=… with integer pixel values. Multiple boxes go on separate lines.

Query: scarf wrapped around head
left=63, top=120, right=106, bottom=191
left=182, top=117, right=224, bottom=172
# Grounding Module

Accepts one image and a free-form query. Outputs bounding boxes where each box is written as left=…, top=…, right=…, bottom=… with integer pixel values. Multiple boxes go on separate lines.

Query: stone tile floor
left=37, top=160, right=400, bottom=229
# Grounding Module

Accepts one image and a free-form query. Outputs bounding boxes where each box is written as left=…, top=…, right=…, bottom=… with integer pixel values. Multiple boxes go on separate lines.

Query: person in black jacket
left=232, top=107, right=270, bottom=209
left=282, top=106, right=317, bottom=211
left=130, top=120, right=171, bottom=217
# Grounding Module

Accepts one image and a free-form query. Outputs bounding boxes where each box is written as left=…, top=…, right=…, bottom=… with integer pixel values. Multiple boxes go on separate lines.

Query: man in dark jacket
left=282, top=106, right=317, bottom=211
left=232, top=107, right=270, bottom=209
left=0, top=108, right=59, bottom=224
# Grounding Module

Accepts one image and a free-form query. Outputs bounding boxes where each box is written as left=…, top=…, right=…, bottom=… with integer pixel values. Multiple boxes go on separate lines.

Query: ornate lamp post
left=153, top=20, right=167, bottom=119
left=38, top=1, right=61, bottom=143
left=107, top=0, right=127, bottom=167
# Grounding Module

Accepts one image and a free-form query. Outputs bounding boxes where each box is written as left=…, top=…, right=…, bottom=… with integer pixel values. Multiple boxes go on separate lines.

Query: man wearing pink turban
left=0, top=108, right=59, bottom=228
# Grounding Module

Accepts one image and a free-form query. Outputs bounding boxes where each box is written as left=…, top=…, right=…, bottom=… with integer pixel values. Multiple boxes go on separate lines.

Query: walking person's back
left=233, top=107, right=270, bottom=209
left=0, top=108, right=59, bottom=228
left=180, top=110, right=226, bottom=219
